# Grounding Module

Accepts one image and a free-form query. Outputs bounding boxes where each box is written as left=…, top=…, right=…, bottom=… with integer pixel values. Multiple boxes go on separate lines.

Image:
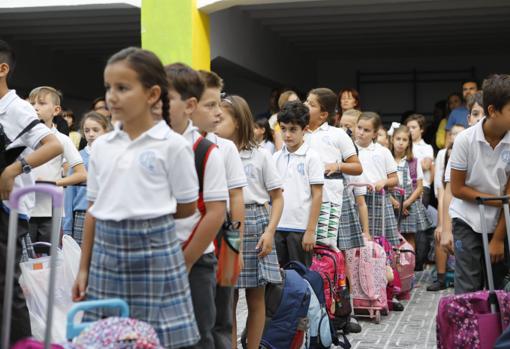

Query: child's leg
left=275, top=231, right=289, bottom=267
left=288, top=232, right=312, bottom=267
left=245, top=287, right=266, bottom=349
left=402, top=233, right=416, bottom=251
left=452, top=219, right=484, bottom=294
left=232, top=289, right=239, bottom=349
left=213, top=286, right=234, bottom=349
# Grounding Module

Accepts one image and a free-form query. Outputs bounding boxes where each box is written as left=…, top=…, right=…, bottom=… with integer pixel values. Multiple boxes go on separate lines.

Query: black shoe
left=392, top=301, right=404, bottom=311
left=345, top=318, right=362, bottom=334
left=427, top=280, right=447, bottom=291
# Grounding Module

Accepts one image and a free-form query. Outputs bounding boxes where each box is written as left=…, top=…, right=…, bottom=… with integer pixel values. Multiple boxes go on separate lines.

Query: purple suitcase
left=436, top=195, right=510, bottom=349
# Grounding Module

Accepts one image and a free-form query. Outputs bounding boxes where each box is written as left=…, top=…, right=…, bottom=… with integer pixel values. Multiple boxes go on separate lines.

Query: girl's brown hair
left=309, top=88, right=337, bottom=122
left=390, top=125, right=414, bottom=161
left=220, top=95, right=257, bottom=151
left=358, top=111, right=382, bottom=140
left=80, top=111, right=112, bottom=134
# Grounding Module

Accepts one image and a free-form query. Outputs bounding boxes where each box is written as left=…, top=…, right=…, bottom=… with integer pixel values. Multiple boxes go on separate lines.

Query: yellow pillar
left=141, top=0, right=211, bottom=71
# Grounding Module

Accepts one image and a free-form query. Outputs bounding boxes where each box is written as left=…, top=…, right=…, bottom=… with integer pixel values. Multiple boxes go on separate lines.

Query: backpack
left=261, top=270, right=311, bottom=349
left=407, top=157, right=418, bottom=191
left=0, top=119, right=40, bottom=175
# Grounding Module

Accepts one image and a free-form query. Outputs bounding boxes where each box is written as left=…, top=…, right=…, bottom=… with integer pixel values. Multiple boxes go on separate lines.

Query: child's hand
left=403, top=208, right=410, bottom=217
left=256, top=231, right=274, bottom=258
left=0, top=166, right=17, bottom=200
left=363, top=232, right=372, bottom=241
left=374, top=180, right=386, bottom=192
left=324, top=163, right=340, bottom=176
left=403, top=199, right=411, bottom=209
left=391, top=197, right=400, bottom=210
left=434, top=226, right=443, bottom=244
left=72, top=270, right=88, bottom=302
left=489, top=238, right=505, bottom=263
left=238, top=252, right=245, bottom=271
left=441, top=230, right=454, bottom=255
left=302, top=230, right=316, bottom=252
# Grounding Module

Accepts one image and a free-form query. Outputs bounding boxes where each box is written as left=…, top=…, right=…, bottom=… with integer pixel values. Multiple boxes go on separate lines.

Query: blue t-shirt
left=446, top=106, right=469, bottom=130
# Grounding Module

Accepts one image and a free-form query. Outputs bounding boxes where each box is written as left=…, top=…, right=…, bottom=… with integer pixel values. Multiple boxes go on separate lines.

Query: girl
left=217, top=95, right=283, bottom=349
left=62, top=109, right=82, bottom=149
left=377, top=126, right=390, bottom=148
left=253, top=117, right=275, bottom=154
left=389, top=125, right=424, bottom=250
left=63, top=111, right=111, bottom=245
left=270, top=90, right=299, bottom=151
left=355, top=112, right=400, bottom=245
left=72, top=47, right=200, bottom=348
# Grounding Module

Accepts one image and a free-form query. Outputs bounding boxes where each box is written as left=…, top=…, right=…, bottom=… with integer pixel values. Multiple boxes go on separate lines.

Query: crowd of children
left=1, top=37, right=510, bottom=348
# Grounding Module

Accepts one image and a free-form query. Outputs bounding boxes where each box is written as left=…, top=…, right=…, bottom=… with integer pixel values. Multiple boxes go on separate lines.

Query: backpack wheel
left=375, top=310, right=381, bottom=324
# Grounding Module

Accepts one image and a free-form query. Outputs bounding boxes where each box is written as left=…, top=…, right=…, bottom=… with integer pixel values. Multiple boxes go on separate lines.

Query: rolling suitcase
left=436, top=195, right=510, bottom=349
left=1, top=184, right=63, bottom=349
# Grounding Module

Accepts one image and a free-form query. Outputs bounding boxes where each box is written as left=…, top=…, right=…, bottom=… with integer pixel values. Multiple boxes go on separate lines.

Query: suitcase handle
left=66, top=299, right=130, bottom=340
left=9, top=184, right=63, bottom=209
left=476, top=196, right=510, bottom=204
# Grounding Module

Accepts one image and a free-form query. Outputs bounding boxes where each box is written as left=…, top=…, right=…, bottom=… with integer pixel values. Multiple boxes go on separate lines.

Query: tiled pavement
left=236, top=267, right=453, bottom=349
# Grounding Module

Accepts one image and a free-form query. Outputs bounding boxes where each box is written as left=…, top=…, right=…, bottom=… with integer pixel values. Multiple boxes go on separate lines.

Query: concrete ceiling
left=0, top=3, right=140, bottom=61
left=238, top=0, right=510, bottom=58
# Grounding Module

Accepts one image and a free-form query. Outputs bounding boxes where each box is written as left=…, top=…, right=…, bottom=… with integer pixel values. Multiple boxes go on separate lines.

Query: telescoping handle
left=476, top=195, right=510, bottom=316
left=347, top=183, right=376, bottom=238
left=2, top=184, right=63, bottom=349
left=391, top=187, right=406, bottom=230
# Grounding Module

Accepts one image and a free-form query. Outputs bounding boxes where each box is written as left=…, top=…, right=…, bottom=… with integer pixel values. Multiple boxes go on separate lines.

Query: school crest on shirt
left=244, top=163, right=257, bottom=180
left=296, top=162, right=305, bottom=176
left=138, top=150, right=159, bottom=174
left=321, top=135, right=332, bottom=146
left=501, top=150, right=510, bottom=164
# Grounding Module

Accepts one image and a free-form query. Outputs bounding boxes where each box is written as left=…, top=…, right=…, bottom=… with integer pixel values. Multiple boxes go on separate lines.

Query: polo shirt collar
left=105, top=120, right=170, bottom=142
left=182, top=120, right=197, bottom=138
left=357, top=141, right=376, bottom=151
left=240, top=148, right=254, bottom=159
left=415, top=139, right=426, bottom=146
left=283, top=142, right=309, bottom=156
left=476, top=118, right=510, bottom=145
left=0, top=90, right=18, bottom=115
left=307, top=122, right=329, bottom=134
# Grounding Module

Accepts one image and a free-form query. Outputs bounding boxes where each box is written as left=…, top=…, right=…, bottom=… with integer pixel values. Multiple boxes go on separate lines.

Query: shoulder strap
left=193, top=136, right=217, bottom=193
left=407, top=158, right=418, bottom=189
left=12, top=119, right=41, bottom=144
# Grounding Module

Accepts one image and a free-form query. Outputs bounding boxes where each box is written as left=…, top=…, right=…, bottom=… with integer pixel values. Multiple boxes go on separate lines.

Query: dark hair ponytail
left=160, top=85, right=171, bottom=127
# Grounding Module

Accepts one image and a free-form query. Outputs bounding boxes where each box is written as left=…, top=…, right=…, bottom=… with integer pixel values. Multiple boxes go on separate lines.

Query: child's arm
left=355, top=195, right=370, bottom=239
left=326, top=155, right=362, bottom=176
left=487, top=176, right=510, bottom=263
left=404, top=179, right=424, bottom=209
left=72, top=202, right=95, bottom=302
left=435, top=185, right=444, bottom=243
left=0, top=134, right=62, bottom=199
left=303, top=184, right=322, bottom=251
left=440, top=183, right=454, bottom=255
left=183, top=200, right=226, bottom=270
left=450, top=169, right=502, bottom=207
left=175, top=201, right=197, bottom=219
left=57, top=163, right=87, bottom=187
left=229, top=187, right=245, bottom=254
left=374, top=172, right=398, bottom=191
left=257, top=188, right=283, bottom=257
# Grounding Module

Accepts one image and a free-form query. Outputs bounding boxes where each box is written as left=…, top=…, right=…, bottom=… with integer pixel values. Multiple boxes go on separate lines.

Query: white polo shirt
left=396, top=158, right=423, bottom=188
left=0, top=90, right=51, bottom=218
left=357, top=142, right=397, bottom=185
left=273, top=142, right=324, bottom=232
left=305, top=122, right=357, bottom=205
left=31, top=127, right=83, bottom=217
left=240, top=147, right=282, bottom=205
left=434, top=149, right=447, bottom=195
left=449, top=119, right=510, bottom=234
left=175, top=121, right=228, bottom=254
left=413, top=139, right=434, bottom=188
left=206, top=132, right=247, bottom=190
left=87, top=121, right=198, bottom=221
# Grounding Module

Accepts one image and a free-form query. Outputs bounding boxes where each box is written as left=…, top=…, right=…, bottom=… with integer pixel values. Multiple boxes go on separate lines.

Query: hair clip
left=387, top=122, right=401, bottom=136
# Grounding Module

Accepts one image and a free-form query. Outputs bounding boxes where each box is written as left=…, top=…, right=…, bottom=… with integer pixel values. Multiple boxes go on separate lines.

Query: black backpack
left=0, top=120, right=40, bottom=174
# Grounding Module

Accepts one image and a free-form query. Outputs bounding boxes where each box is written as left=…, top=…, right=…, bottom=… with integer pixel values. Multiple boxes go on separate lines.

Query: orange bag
left=215, top=216, right=241, bottom=287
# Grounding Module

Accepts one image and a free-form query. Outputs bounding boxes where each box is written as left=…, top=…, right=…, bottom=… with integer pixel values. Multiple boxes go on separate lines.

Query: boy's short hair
left=404, top=113, right=426, bottom=130
left=0, top=39, right=15, bottom=77
left=466, top=91, right=483, bottom=112
left=277, top=100, right=309, bottom=129
left=29, top=86, right=62, bottom=106
left=342, top=108, right=362, bottom=120
left=165, top=63, right=205, bottom=101
left=482, top=74, right=510, bottom=116
left=198, top=70, right=224, bottom=91
left=358, top=111, right=382, bottom=131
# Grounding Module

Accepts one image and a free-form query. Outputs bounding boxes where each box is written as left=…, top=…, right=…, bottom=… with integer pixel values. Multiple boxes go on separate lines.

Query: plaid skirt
left=395, top=164, right=417, bottom=234
left=71, top=210, right=85, bottom=245
left=415, top=200, right=433, bottom=231
left=338, top=188, right=364, bottom=250
left=236, top=204, right=282, bottom=288
left=365, top=191, right=399, bottom=245
left=83, top=215, right=199, bottom=348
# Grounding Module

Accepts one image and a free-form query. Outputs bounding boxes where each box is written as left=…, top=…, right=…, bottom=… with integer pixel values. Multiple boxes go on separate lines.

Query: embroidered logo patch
left=138, top=150, right=158, bottom=174
left=244, top=163, right=256, bottom=179
left=297, top=162, right=305, bottom=176
left=502, top=150, right=510, bottom=164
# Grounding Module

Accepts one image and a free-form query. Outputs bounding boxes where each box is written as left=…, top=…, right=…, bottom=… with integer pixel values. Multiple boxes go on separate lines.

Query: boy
left=28, top=86, right=86, bottom=243
left=449, top=74, right=510, bottom=294
left=195, top=70, right=247, bottom=349
left=0, top=40, right=62, bottom=344
left=273, top=100, right=324, bottom=267
left=165, top=63, right=228, bottom=349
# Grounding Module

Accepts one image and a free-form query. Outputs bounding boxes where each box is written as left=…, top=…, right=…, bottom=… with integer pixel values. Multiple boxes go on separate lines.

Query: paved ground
left=236, top=267, right=452, bottom=348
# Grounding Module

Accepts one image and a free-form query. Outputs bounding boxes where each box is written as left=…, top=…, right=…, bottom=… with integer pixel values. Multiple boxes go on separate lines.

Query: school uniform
left=63, top=146, right=89, bottom=245
left=357, top=142, right=400, bottom=245
left=449, top=119, right=510, bottom=294
left=205, top=132, right=247, bottom=349
left=395, top=159, right=418, bottom=234
left=406, top=158, right=434, bottom=232
left=305, top=122, right=357, bottom=248
left=29, top=127, right=83, bottom=243
left=434, top=148, right=447, bottom=197
left=0, top=90, right=53, bottom=343
left=261, top=140, right=276, bottom=154
left=273, top=142, right=324, bottom=267
left=85, top=121, right=200, bottom=348
left=338, top=176, right=365, bottom=250
left=413, top=139, right=434, bottom=206
left=177, top=121, right=228, bottom=349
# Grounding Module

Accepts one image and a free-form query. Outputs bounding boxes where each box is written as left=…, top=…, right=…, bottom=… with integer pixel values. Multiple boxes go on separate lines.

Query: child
left=427, top=123, right=465, bottom=291
left=217, top=95, right=283, bottom=349
left=467, top=91, right=485, bottom=126
left=271, top=90, right=299, bottom=151
left=390, top=125, right=424, bottom=250
left=62, top=109, right=82, bottom=149
left=165, top=62, right=228, bottom=349
left=448, top=74, right=510, bottom=294
left=63, top=112, right=111, bottom=245
left=253, top=117, right=275, bottom=154
left=72, top=47, right=200, bottom=348
left=273, top=100, right=324, bottom=267
left=0, top=39, right=62, bottom=345
left=405, top=114, right=434, bottom=207
left=197, top=70, right=247, bottom=349
left=27, top=86, right=87, bottom=243
left=356, top=112, right=400, bottom=245
left=304, top=88, right=362, bottom=248
left=338, top=108, right=362, bottom=135
left=377, top=126, right=390, bottom=148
